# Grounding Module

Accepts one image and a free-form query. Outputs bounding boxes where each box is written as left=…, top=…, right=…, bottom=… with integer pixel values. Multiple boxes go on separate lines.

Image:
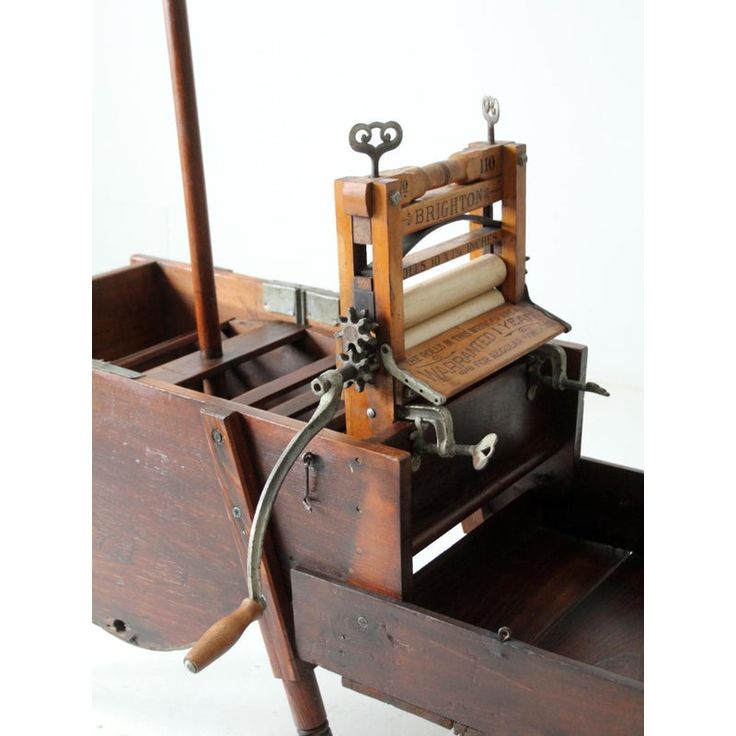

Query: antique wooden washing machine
left=92, top=2, right=643, bottom=733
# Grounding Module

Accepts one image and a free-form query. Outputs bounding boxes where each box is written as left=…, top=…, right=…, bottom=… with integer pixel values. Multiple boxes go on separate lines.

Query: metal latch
left=397, top=404, right=498, bottom=472
left=527, top=344, right=609, bottom=400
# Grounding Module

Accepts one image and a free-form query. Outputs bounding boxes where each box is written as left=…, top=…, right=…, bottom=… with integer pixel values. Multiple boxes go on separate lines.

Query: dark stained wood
left=201, top=407, right=331, bottom=732
left=292, top=570, right=643, bottom=736
left=115, top=321, right=231, bottom=370
left=412, top=523, right=628, bottom=643
left=407, top=345, right=585, bottom=551
left=342, top=678, right=453, bottom=729
left=232, top=355, right=335, bottom=407
left=235, top=395, right=413, bottom=599
left=92, top=369, right=413, bottom=653
left=400, top=301, right=566, bottom=400
left=537, top=555, right=644, bottom=681
left=145, top=323, right=304, bottom=386
left=401, top=227, right=503, bottom=278
left=413, top=440, right=558, bottom=552
left=269, top=390, right=320, bottom=418
left=92, top=370, right=246, bottom=649
left=116, top=328, right=199, bottom=369
left=539, top=457, right=644, bottom=555
left=92, top=262, right=175, bottom=360
left=163, top=0, right=222, bottom=358
left=282, top=662, right=329, bottom=734
left=200, top=408, right=298, bottom=680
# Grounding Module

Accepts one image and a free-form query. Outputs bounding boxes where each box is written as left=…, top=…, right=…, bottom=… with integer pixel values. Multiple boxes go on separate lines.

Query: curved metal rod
left=246, top=369, right=345, bottom=607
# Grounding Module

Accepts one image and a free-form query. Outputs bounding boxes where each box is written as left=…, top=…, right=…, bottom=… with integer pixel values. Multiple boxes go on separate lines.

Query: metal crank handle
left=182, top=368, right=348, bottom=673
left=456, top=433, right=499, bottom=471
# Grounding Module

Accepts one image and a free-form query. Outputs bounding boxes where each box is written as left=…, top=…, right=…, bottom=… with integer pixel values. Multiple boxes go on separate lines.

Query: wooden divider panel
left=292, top=570, right=643, bottom=736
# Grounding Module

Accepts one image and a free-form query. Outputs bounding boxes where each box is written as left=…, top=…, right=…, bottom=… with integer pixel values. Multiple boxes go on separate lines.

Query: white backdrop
left=93, top=1, right=642, bottom=733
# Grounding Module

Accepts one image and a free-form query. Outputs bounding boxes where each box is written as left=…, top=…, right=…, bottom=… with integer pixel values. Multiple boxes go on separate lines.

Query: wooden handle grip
left=183, top=598, right=263, bottom=673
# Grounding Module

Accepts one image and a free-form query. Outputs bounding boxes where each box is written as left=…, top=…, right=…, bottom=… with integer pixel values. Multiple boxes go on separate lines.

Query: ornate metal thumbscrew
left=349, top=121, right=403, bottom=177
left=482, top=96, right=500, bottom=143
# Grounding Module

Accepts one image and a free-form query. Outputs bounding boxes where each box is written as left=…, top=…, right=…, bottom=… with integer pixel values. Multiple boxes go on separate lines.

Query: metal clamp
left=380, top=344, right=446, bottom=406
left=527, top=344, right=610, bottom=400
left=397, top=404, right=498, bottom=472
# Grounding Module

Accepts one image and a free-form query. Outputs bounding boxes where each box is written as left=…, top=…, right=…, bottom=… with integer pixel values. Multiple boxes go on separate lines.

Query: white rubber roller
left=404, top=289, right=505, bottom=350
left=403, top=253, right=507, bottom=329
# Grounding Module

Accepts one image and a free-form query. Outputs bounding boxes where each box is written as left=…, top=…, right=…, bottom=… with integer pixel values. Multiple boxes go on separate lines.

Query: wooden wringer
left=92, top=4, right=643, bottom=733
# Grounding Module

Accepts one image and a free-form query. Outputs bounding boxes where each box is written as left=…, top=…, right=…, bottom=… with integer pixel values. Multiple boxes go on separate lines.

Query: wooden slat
left=343, top=180, right=404, bottom=438
left=232, top=355, right=335, bottom=407
left=292, top=570, right=643, bottom=736
left=145, top=322, right=304, bottom=386
left=536, top=555, right=644, bottom=681
left=401, top=227, right=503, bottom=279
left=401, top=178, right=503, bottom=235
left=400, top=302, right=566, bottom=400
left=500, top=143, right=526, bottom=303
left=270, top=390, right=320, bottom=418
left=115, top=321, right=232, bottom=370
left=201, top=408, right=299, bottom=681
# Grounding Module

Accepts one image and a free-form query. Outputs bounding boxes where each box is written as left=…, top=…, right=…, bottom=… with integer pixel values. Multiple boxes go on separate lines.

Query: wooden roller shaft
left=404, top=254, right=506, bottom=329
left=383, top=142, right=502, bottom=204
left=183, top=597, right=263, bottom=673
left=405, top=290, right=505, bottom=350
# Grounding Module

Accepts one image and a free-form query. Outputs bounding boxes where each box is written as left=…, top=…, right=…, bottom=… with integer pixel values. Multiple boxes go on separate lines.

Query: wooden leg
left=284, top=663, right=331, bottom=735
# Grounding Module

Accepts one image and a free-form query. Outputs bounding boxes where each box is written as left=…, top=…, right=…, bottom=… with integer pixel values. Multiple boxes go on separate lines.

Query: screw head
left=517, top=152, right=528, bottom=167
left=211, top=429, right=223, bottom=444
left=366, top=407, right=376, bottom=419
left=232, top=506, right=242, bottom=519
left=389, top=190, right=401, bottom=206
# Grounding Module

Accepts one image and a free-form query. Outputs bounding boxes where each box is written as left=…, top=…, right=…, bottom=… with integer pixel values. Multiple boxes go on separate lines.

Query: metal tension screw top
left=349, top=120, right=403, bottom=177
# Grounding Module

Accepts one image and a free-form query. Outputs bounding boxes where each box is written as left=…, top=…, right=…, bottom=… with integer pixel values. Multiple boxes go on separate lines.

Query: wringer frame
left=92, top=3, right=644, bottom=734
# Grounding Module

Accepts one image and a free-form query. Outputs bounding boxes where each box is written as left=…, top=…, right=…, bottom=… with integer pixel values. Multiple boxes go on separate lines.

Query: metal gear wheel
left=336, top=307, right=379, bottom=392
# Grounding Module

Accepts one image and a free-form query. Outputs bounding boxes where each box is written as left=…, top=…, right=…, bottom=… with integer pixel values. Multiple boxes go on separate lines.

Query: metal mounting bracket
left=527, top=343, right=610, bottom=400
left=262, top=281, right=339, bottom=326
left=380, top=344, right=446, bottom=406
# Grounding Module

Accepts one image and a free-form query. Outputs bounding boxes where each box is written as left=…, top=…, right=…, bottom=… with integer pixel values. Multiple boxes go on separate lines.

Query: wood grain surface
left=401, top=301, right=565, bottom=399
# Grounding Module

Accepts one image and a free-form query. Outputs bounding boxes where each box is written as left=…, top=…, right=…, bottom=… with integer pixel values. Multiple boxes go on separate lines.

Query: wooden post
left=163, top=0, right=222, bottom=359
left=501, top=143, right=527, bottom=303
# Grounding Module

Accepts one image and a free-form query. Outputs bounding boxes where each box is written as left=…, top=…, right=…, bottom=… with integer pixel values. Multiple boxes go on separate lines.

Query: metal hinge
left=262, top=281, right=339, bottom=327
left=92, top=359, right=144, bottom=379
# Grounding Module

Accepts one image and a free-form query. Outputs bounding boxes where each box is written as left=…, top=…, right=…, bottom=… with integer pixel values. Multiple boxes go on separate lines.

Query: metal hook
left=302, top=452, right=315, bottom=512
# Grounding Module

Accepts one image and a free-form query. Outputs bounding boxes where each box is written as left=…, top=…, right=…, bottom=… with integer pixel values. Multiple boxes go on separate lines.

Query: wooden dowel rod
left=382, top=142, right=503, bottom=205
left=163, top=0, right=222, bottom=359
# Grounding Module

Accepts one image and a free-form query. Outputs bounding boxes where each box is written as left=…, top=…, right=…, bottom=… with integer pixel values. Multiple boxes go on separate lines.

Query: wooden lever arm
left=183, top=598, right=263, bottom=673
